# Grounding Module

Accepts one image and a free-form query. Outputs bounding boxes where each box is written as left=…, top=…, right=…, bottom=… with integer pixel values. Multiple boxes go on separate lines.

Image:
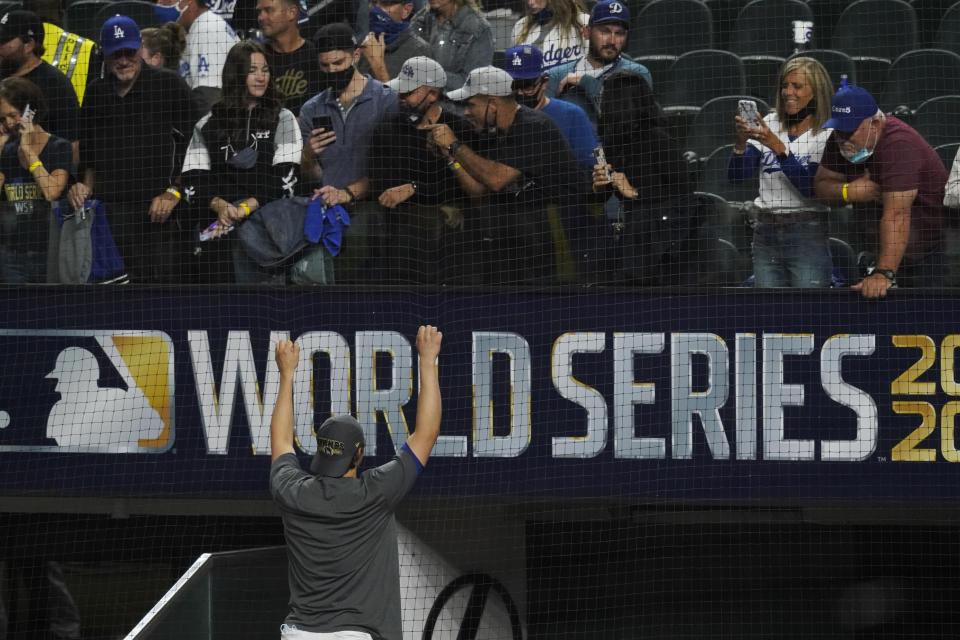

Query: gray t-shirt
left=270, top=446, right=423, bottom=639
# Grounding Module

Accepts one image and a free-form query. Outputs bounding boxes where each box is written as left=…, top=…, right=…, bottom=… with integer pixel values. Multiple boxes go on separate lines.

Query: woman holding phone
left=182, top=39, right=302, bottom=283
left=591, top=71, right=695, bottom=285
left=0, top=77, right=72, bottom=283
left=728, top=57, right=835, bottom=288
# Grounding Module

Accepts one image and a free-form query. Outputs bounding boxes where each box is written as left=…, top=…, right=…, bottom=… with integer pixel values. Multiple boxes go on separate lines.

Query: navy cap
left=0, top=10, right=44, bottom=45
left=310, top=415, right=365, bottom=477
left=504, top=45, right=543, bottom=80
left=101, top=15, right=141, bottom=57
left=823, top=83, right=879, bottom=132
left=590, top=0, right=630, bottom=27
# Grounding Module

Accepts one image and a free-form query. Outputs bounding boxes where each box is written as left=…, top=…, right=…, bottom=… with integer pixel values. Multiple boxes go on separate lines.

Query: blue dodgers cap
left=504, top=45, right=543, bottom=80
left=310, top=415, right=365, bottom=477
left=823, top=84, right=879, bottom=132
left=101, top=15, right=141, bottom=57
left=590, top=0, right=630, bottom=27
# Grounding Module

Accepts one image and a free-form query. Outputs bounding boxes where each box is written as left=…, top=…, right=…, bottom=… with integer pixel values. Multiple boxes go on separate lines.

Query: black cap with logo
left=310, top=415, right=366, bottom=477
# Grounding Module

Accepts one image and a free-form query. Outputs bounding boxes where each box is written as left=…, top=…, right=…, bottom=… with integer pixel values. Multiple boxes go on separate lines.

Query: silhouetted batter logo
left=0, top=330, right=175, bottom=453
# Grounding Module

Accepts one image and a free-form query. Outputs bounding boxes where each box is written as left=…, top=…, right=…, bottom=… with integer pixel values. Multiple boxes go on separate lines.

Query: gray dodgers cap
left=310, top=415, right=366, bottom=477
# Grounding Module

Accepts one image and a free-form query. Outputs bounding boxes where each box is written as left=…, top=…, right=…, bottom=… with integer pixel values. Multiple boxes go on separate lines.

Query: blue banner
left=1, top=287, right=959, bottom=503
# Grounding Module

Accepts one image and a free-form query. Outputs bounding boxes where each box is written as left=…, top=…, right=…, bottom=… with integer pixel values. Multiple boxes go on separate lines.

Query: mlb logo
left=0, top=330, right=175, bottom=454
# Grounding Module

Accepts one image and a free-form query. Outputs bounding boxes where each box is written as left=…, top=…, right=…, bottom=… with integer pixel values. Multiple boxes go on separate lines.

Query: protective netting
left=2, top=0, right=960, bottom=638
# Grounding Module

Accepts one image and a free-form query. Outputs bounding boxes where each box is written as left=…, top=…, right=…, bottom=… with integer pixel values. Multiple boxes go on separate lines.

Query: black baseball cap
left=0, top=10, right=44, bottom=45
left=312, top=22, right=357, bottom=54
left=310, top=415, right=365, bottom=477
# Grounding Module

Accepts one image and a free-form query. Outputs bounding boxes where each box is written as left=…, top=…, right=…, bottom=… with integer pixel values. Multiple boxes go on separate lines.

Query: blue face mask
left=841, top=122, right=876, bottom=165
left=154, top=0, right=184, bottom=23
left=369, top=7, right=409, bottom=45
left=532, top=6, right=553, bottom=24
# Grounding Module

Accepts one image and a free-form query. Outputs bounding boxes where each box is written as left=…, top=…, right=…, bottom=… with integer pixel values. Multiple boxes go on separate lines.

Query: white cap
left=386, top=57, right=447, bottom=93
left=447, top=66, right=514, bottom=101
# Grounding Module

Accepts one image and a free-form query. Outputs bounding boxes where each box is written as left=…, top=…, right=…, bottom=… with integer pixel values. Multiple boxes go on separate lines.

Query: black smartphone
left=312, top=115, right=333, bottom=132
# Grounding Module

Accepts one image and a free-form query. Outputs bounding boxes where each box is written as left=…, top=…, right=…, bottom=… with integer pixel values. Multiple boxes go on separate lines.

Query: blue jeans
left=751, top=219, right=832, bottom=288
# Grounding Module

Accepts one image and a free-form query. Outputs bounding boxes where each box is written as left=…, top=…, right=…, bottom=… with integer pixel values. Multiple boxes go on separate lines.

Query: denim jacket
left=411, top=5, right=494, bottom=90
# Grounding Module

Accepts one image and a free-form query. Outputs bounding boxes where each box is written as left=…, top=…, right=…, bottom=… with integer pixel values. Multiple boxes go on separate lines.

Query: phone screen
left=312, top=115, right=333, bottom=132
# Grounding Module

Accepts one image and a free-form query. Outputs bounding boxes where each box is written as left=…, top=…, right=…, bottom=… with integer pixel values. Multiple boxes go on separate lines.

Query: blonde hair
left=516, top=0, right=587, bottom=47
left=775, top=57, right=833, bottom=132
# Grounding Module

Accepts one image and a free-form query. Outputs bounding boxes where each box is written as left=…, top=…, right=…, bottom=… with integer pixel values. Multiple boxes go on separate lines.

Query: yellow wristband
left=239, top=202, right=251, bottom=216
left=841, top=182, right=850, bottom=203
left=28, top=160, right=42, bottom=174
left=166, top=187, right=182, bottom=199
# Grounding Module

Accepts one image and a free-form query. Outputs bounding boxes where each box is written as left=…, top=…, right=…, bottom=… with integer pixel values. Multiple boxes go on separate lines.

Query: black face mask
left=515, top=93, right=540, bottom=109
left=320, top=66, right=355, bottom=94
left=401, top=93, right=430, bottom=123
left=784, top=98, right=817, bottom=127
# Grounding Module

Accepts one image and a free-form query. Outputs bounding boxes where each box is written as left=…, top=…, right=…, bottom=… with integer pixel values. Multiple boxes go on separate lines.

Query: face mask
left=841, top=122, right=876, bottom=165
left=369, top=7, right=409, bottom=45
left=479, top=102, right=498, bottom=137
left=227, top=145, right=258, bottom=170
left=154, top=0, right=185, bottom=23
left=783, top=98, right=816, bottom=127
left=532, top=6, right=552, bottom=24
left=320, top=66, right=355, bottom=94
left=401, top=93, right=429, bottom=122
left=514, top=79, right=544, bottom=109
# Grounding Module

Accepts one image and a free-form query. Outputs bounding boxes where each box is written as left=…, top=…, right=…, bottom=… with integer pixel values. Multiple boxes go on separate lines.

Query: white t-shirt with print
left=511, top=13, right=589, bottom=70
left=748, top=111, right=832, bottom=213
left=179, top=10, right=239, bottom=90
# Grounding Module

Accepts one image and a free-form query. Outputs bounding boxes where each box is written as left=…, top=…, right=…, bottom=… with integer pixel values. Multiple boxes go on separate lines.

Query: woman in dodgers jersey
left=511, top=0, right=588, bottom=70
left=728, top=57, right=835, bottom=288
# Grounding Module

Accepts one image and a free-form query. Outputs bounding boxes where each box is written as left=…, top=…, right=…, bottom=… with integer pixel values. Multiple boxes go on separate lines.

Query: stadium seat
left=910, top=0, right=956, bottom=48
left=879, top=49, right=960, bottom=112
left=829, top=237, right=858, bottom=286
left=95, top=1, right=163, bottom=34
left=786, top=49, right=857, bottom=89
left=806, top=0, right=847, bottom=50
left=831, top=0, right=917, bottom=96
left=628, top=54, right=677, bottom=88
left=632, top=0, right=714, bottom=56
left=935, top=142, right=959, bottom=173
left=933, top=1, right=960, bottom=56
left=714, top=237, right=749, bottom=284
left=660, top=50, right=746, bottom=113
left=0, top=1, right=20, bottom=17
left=697, top=144, right=760, bottom=204
left=912, top=95, right=960, bottom=148
left=741, top=55, right=784, bottom=105
left=831, top=0, right=918, bottom=61
left=64, top=0, right=113, bottom=40
left=730, top=0, right=816, bottom=59
left=683, top=95, right=772, bottom=161
left=703, top=0, right=739, bottom=51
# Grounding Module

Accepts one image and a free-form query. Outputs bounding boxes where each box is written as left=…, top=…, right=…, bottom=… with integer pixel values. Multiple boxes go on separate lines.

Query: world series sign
left=1, top=288, right=959, bottom=502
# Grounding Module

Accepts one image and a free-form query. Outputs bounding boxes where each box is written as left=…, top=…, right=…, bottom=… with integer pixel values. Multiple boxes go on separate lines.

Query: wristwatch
left=875, top=268, right=897, bottom=282
left=447, top=141, right=463, bottom=157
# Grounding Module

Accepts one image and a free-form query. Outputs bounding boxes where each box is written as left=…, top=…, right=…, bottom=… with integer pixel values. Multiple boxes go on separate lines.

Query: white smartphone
left=737, top=99, right=761, bottom=128
left=21, top=102, right=34, bottom=123
left=593, top=146, right=610, bottom=181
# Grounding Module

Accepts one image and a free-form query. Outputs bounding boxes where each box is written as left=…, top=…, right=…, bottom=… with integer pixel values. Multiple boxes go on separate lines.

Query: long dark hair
left=207, top=40, right=282, bottom=148
left=597, top=71, right=669, bottom=160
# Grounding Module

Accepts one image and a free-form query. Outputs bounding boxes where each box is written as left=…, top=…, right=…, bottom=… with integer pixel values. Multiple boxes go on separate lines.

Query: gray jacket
left=411, top=6, right=494, bottom=90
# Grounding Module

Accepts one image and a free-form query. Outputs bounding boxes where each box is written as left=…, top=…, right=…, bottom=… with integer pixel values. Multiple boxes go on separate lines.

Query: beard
left=588, top=41, right=620, bottom=65
left=0, top=53, right=24, bottom=77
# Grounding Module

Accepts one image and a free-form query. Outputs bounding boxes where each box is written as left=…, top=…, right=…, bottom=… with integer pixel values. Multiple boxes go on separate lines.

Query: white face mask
left=840, top=121, right=876, bottom=165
